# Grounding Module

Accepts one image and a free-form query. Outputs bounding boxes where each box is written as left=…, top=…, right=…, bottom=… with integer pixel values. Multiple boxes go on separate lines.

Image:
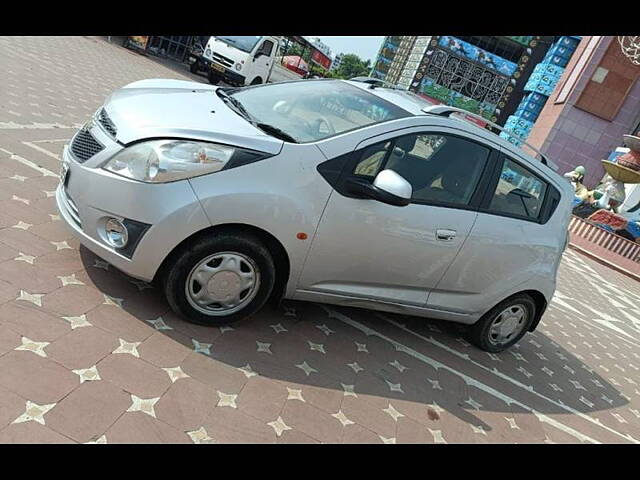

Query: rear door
left=429, top=151, right=560, bottom=315
left=296, top=126, right=496, bottom=307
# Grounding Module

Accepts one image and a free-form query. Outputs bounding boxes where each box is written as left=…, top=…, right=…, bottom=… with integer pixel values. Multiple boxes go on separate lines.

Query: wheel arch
left=522, top=289, right=548, bottom=332
left=154, top=223, right=291, bottom=305
left=480, top=289, right=547, bottom=332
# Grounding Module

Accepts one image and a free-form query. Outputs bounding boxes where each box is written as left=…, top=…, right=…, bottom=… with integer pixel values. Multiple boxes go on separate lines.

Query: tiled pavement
left=1, top=36, right=640, bottom=444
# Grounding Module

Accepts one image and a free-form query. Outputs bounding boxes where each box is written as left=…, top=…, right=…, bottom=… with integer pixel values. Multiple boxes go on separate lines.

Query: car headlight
left=102, top=140, right=263, bottom=183
left=235, top=62, right=242, bottom=71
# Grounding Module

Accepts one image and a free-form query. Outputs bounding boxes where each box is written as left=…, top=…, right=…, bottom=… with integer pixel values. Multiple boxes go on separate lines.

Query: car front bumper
left=191, top=54, right=246, bottom=86
left=56, top=143, right=212, bottom=282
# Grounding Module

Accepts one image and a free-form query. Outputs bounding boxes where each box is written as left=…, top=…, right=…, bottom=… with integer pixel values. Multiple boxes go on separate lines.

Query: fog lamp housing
left=100, top=217, right=151, bottom=259
left=105, top=218, right=128, bottom=248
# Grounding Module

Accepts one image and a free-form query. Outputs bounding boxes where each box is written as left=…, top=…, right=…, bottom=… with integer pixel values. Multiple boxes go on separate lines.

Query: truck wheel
left=207, top=70, right=220, bottom=85
left=250, top=77, right=263, bottom=85
left=190, top=62, right=199, bottom=74
left=467, top=294, right=536, bottom=353
left=164, top=232, right=276, bottom=326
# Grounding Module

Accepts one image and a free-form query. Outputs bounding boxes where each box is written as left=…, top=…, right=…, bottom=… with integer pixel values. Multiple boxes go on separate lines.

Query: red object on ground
left=282, top=56, right=309, bottom=76
left=587, top=209, right=628, bottom=230
left=617, top=150, right=640, bottom=171
left=568, top=215, right=640, bottom=281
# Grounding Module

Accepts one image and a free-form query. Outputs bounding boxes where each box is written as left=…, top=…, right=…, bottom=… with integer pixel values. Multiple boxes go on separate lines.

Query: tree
left=333, top=54, right=371, bottom=79
left=280, top=42, right=312, bottom=64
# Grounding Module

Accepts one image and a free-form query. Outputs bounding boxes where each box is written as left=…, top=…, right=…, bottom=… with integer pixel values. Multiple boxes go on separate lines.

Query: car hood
left=102, top=79, right=283, bottom=155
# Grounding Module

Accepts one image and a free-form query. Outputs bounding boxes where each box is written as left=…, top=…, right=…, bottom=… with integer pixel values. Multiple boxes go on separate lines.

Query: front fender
left=188, top=147, right=333, bottom=297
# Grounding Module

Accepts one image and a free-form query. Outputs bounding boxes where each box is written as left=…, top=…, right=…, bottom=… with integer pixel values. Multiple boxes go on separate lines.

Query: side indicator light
left=296, top=232, right=308, bottom=240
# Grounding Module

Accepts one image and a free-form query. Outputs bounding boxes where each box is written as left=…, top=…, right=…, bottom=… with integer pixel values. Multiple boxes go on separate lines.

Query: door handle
left=436, top=229, right=456, bottom=241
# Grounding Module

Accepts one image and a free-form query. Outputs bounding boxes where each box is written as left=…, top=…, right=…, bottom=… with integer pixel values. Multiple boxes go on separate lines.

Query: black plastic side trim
left=117, top=219, right=151, bottom=259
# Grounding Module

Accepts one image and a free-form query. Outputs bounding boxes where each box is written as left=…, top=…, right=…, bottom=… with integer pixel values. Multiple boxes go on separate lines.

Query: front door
left=250, top=39, right=275, bottom=84
left=297, top=129, right=494, bottom=306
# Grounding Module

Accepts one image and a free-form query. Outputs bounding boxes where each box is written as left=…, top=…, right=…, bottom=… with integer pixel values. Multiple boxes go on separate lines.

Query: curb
left=568, top=242, right=640, bottom=282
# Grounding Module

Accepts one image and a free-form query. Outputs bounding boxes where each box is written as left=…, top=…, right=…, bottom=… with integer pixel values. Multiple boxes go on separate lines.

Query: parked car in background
left=56, top=79, right=572, bottom=352
left=188, top=36, right=281, bottom=86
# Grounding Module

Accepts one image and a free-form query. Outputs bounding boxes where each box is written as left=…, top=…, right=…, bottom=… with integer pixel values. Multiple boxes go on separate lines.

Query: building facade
left=371, top=36, right=557, bottom=126
left=331, top=53, right=343, bottom=71
left=371, top=36, right=402, bottom=81
left=306, top=37, right=333, bottom=59
left=385, top=36, right=417, bottom=85
left=527, top=36, right=640, bottom=187
left=396, top=37, right=431, bottom=90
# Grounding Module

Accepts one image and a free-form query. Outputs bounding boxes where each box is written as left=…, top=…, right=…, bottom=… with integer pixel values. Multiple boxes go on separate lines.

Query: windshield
left=215, top=36, right=262, bottom=54
left=228, top=80, right=412, bottom=143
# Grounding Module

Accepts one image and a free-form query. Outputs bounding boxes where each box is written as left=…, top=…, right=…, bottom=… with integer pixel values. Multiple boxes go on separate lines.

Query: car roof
left=348, top=81, right=562, bottom=177
left=344, top=80, right=432, bottom=115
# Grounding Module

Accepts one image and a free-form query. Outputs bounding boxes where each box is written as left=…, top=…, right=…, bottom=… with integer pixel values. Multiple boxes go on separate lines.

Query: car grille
left=212, top=52, right=233, bottom=67
left=98, top=108, right=117, bottom=137
left=70, top=127, right=104, bottom=163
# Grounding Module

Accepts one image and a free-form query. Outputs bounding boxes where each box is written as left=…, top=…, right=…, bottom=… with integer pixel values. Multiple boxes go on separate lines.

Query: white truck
left=188, top=36, right=281, bottom=86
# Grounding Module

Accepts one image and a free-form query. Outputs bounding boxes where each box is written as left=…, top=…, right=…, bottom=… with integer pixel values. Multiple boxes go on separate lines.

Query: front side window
left=258, top=40, right=274, bottom=56
left=489, top=158, right=547, bottom=220
left=350, top=133, right=490, bottom=207
left=216, top=36, right=262, bottom=53
left=230, top=80, right=411, bottom=143
left=353, top=141, right=392, bottom=177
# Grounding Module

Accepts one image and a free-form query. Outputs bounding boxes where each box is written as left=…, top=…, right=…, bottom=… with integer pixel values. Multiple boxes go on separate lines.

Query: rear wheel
left=467, top=294, right=536, bottom=352
left=164, top=233, right=275, bottom=326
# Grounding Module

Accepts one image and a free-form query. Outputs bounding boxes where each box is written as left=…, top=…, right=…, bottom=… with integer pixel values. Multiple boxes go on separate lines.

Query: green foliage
left=332, top=53, right=372, bottom=79
left=280, top=41, right=371, bottom=80
left=281, top=42, right=312, bottom=64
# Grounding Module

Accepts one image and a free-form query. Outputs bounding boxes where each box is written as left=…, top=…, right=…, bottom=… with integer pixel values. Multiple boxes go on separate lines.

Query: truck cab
left=188, top=36, right=281, bottom=87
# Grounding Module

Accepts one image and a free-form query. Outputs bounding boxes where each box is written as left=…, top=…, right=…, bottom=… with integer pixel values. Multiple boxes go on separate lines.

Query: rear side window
left=489, top=158, right=548, bottom=220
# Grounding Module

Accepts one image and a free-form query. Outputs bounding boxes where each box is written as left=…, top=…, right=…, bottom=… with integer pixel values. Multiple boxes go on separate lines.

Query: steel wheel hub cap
left=488, top=304, right=527, bottom=346
left=207, top=271, right=241, bottom=301
left=186, top=252, right=260, bottom=316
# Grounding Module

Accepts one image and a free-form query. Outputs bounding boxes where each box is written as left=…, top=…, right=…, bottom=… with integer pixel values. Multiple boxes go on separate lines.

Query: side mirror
left=346, top=169, right=412, bottom=207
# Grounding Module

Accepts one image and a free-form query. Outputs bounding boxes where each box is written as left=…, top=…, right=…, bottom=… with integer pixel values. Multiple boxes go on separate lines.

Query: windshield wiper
left=217, top=89, right=254, bottom=122
left=216, top=89, right=297, bottom=143
left=255, top=123, right=298, bottom=143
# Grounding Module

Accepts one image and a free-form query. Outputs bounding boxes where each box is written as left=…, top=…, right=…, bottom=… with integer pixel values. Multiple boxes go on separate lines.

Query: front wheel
left=467, top=294, right=536, bottom=352
left=250, top=77, right=263, bottom=85
left=164, top=233, right=275, bottom=326
left=207, top=70, right=221, bottom=85
left=189, top=61, right=199, bottom=74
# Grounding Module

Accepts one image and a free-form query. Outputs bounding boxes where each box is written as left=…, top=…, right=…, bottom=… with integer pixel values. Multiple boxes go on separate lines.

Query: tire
left=467, top=294, right=536, bottom=353
left=164, top=232, right=276, bottom=327
left=189, top=61, right=199, bottom=74
left=207, top=70, right=220, bottom=85
left=250, top=77, right=263, bottom=85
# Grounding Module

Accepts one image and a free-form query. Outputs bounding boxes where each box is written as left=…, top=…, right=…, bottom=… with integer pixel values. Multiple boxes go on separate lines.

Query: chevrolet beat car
left=56, top=78, right=573, bottom=352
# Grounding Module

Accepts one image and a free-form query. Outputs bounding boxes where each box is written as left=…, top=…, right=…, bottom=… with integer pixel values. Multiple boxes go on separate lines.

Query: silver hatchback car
left=57, top=78, right=573, bottom=352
